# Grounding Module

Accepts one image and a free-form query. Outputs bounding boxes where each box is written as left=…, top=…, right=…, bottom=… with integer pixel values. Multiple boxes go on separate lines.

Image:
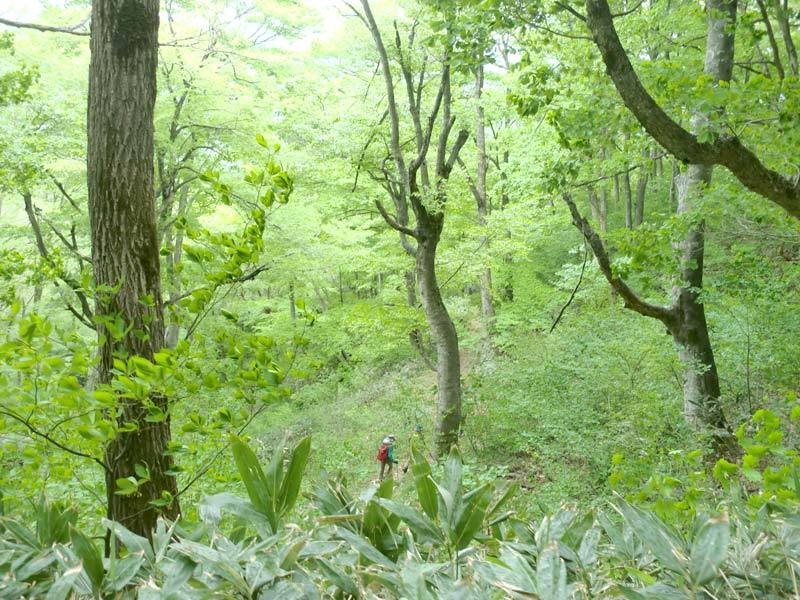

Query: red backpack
left=376, top=443, right=389, bottom=462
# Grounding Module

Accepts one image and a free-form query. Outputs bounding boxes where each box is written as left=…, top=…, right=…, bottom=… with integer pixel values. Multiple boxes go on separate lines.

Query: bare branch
left=0, top=16, right=90, bottom=36
left=375, top=199, right=418, bottom=238
left=562, top=192, right=675, bottom=326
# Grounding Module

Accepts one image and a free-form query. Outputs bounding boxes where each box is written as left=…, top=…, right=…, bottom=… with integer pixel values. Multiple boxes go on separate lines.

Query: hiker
left=376, top=435, right=398, bottom=480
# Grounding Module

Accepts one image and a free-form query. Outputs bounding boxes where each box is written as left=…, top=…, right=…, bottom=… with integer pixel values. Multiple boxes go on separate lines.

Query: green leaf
left=103, top=519, right=154, bottom=563
left=107, top=551, right=145, bottom=592
left=277, top=436, right=311, bottom=516
left=375, top=498, right=444, bottom=544
left=334, top=526, right=395, bottom=568
left=70, top=526, right=104, bottom=593
left=536, top=541, right=568, bottom=600
left=231, top=436, right=276, bottom=531
left=411, top=443, right=437, bottom=521
left=689, top=514, right=730, bottom=586
left=616, top=499, right=687, bottom=574
left=256, top=133, right=268, bottom=147
left=453, top=482, right=492, bottom=550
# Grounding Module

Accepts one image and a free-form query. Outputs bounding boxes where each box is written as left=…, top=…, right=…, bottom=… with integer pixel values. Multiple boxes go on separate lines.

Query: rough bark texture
left=88, top=0, right=179, bottom=538
left=585, top=0, right=800, bottom=219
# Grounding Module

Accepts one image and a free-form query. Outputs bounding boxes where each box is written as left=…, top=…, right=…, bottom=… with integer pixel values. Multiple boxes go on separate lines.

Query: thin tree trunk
left=755, top=0, right=785, bottom=78
left=417, top=229, right=461, bottom=455
left=588, top=187, right=600, bottom=223
left=289, top=281, right=296, bottom=320
left=88, top=0, right=179, bottom=539
left=622, top=170, right=633, bottom=229
left=771, top=0, right=798, bottom=76
left=634, top=169, right=648, bottom=227
left=165, top=187, right=188, bottom=349
left=474, top=64, right=495, bottom=321
left=669, top=159, right=678, bottom=207
left=599, top=187, right=608, bottom=232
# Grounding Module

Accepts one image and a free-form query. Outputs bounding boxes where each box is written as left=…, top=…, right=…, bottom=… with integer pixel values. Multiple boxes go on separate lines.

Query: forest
left=0, top=0, right=798, bottom=597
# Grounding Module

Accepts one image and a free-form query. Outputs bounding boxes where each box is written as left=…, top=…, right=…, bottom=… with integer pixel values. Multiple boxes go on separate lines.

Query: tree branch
left=23, top=193, right=94, bottom=324
left=585, top=0, right=800, bottom=219
left=0, top=408, right=109, bottom=473
left=562, top=192, right=676, bottom=326
left=375, top=199, right=418, bottom=238
left=0, top=16, right=90, bottom=36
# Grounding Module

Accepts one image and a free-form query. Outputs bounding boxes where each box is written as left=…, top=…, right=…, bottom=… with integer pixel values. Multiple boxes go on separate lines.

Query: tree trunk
left=599, top=187, right=608, bottom=232
left=406, top=269, right=435, bottom=371
left=672, top=168, right=725, bottom=428
left=416, top=222, right=461, bottom=455
left=771, top=0, right=798, bottom=76
left=669, top=0, right=735, bottom=431
left=88, top=0, right=179, bottom=538
left=289, top=281, right=296, bottom=320
left=474, top=65, right=495, bottom=321
left=634, top=169, right=648, bottom=227
left=588, top=187, right=600, bottom=223
left=622, top=170, right=633, bottom=229
left=164, top=187, right=188, bottom=349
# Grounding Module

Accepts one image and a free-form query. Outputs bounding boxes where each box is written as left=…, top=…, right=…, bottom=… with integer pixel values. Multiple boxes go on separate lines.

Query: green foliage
left=227, top=434, right=311, bottom=533
left=4, top=438, right=800, bottom=598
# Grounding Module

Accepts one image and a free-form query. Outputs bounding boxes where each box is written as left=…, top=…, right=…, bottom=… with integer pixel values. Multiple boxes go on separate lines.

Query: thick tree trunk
left=406, top=269, right=435, bottom=371
left=673, top=167, right=725, bottom=428
left=669, top=0, right=735, bottom=431
left=88, top=0, right=179, bottom=538
left=416, top=224, right=461, bottom=455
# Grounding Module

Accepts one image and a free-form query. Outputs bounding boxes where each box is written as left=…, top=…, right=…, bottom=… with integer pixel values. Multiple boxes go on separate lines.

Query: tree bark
left=87, top=0, right=179, bottom=538
left=634, top=168, right=648, bottom=227
left=585, top=0, right=800, bottom=219
left=770, top=0, right=798, bottom=76
left=416, top=221, right=461, bottom=454
left=622, top=170, right=633, bottom=229
left=668, top=0, right=735, bottom=429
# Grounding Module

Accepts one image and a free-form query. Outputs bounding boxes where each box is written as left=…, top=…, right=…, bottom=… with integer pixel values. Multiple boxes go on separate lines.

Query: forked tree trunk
left=88, top=0, right=179, bottom=537
left=416, top=220, right=461, bottom=454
